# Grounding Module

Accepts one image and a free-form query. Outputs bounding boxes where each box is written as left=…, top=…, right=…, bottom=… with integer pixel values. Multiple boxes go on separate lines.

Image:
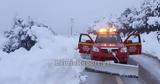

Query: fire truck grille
left=101, top=49, right=118, bottom=53
left=101, top=49, right=108, bottom=53
left=111, top=49, right=118, bottom=52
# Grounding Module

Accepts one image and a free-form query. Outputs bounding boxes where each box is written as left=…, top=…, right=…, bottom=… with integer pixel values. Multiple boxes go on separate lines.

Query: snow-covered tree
left=118, top=8, right=139, bottom=29
left=87, top=27, right=95, bottom=34
left=86, top=0, right=160, bottom=35
left=3, top=17, right=36, bottom=53
left=117, top=0, right=160, bottom=33
left=3, top=17, right=55, bottom=53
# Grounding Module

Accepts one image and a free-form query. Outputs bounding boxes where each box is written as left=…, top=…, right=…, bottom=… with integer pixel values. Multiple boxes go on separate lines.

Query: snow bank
left=141, top=32, right=160, bottom=60
left=0, top=26, right=83, bottom=84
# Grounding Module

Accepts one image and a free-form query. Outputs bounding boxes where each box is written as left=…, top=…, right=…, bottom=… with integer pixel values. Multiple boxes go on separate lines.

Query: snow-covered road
left=79, top=51, right=160, bottom=84
left=82, top=70, right=117, bottom=84
left=128, top=54, right=160, bottom=84
left=82, top=69, right=142, bottom=84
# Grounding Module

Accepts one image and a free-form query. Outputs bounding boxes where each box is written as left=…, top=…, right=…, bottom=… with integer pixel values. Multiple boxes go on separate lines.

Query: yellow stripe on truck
left=79, top=42, right=94, bottom=46
left=126, top=43, right=141, bottom=46
left=79, top=42, right=141, bottom=46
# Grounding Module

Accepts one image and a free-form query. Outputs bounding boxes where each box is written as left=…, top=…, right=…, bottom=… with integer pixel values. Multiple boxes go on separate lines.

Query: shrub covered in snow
left=3, top=17, right=55, bottom=53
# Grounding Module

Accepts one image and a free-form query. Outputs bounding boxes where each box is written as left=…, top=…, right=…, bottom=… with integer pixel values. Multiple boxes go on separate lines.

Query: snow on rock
left=141, top=32, right=160, bottom=60
left=0, top=26, right=82, bottom=84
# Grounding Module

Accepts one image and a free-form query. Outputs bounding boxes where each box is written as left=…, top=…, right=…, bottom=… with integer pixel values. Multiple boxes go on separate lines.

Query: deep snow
left=0, top=26, right=83, bottom=84
left=141, top=32, right=160, bottom=60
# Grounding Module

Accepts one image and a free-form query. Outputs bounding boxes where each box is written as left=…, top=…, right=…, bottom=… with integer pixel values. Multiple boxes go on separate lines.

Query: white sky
left=0, top=0, right=143, bottom=35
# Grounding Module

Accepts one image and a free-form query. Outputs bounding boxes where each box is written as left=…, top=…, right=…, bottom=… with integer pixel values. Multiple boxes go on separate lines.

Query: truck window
left=128, top=35, right=140, bottom=43
left=95, top=35, right=122, bottom=43
left=80, top=35, right=91, bottom=42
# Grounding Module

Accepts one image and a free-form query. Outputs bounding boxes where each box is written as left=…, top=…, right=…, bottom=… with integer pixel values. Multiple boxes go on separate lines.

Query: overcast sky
left=0, top=0, right=143, bottom=35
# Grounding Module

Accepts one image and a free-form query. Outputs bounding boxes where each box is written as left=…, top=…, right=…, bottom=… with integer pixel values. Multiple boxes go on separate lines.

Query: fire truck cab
left=78, top=28, right=141, bottom=64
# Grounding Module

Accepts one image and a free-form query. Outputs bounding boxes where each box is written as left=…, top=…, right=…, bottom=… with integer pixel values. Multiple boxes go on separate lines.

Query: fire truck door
left=78, top=34, right=94, bottom=54
left=124, top=34, right=141, bottom=55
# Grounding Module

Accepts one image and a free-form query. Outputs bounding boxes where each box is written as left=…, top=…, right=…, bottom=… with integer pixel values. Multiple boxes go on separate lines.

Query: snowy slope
left=141, top=32, right=160, bottom=60
left=0, top=26, right=82, bottom=84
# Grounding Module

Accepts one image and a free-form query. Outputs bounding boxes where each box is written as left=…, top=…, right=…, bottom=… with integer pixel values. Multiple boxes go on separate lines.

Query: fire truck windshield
left=95, top=35, right=122, bottom=43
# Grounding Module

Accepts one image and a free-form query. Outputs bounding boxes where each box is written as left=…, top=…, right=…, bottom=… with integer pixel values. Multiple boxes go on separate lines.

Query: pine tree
left=3, top=17, right=37, bottom=53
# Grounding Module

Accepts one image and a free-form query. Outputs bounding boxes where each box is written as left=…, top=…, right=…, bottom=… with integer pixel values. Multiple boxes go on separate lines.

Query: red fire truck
left=78, top=28, right=141, bottom=64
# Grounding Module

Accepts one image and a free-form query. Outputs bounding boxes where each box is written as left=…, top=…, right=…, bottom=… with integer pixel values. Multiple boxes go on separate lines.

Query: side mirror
left=86, top=40, right=93, bottom=43
left=126, top=40, right=132, bottom=44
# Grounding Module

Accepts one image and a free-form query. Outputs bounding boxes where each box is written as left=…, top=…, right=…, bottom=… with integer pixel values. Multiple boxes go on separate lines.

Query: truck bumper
left=90, top=51, right=128, bottom=63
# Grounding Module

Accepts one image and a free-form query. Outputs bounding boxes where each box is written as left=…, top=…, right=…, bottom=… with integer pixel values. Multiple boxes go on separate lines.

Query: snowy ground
left=0, top=24, right=159, bottom=84
left=141, top=32, right=160, bottom=60
left=0, top=26, right=83, bottom=84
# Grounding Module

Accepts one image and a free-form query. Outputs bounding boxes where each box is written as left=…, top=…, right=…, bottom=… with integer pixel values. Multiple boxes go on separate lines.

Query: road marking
left=115, top=76, right=124, bottom=84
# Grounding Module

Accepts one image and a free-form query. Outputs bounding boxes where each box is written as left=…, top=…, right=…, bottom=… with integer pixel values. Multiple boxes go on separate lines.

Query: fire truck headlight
left=120, top=47, right=127, bottom=53
left=92, top=47, right=99, bottom=52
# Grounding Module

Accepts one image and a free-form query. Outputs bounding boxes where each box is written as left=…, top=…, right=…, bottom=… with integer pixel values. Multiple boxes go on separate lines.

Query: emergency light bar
left=97, top=27, right=117, bottom=35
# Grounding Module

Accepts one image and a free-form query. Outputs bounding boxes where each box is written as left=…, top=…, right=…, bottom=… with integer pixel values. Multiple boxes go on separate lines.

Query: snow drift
left=141, top=32, right=160, bottom=60
left=0, top=26, right=82, bottom=84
